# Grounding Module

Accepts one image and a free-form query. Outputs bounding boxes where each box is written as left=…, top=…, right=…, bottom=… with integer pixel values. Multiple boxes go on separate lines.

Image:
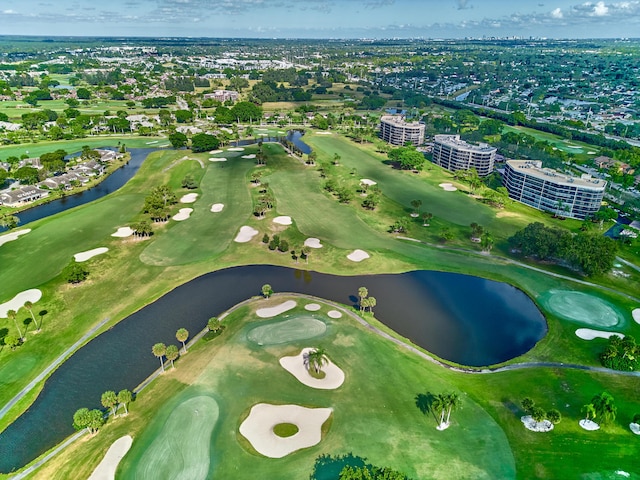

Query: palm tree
left=117, top=389, right=132, bottom=415
left=591, top=392, right=617, bottom=425
left=152, top=343, right=167, bottom=372
left=176, top=328, right=189, bottom=353
left=410, top=199, right=422, bottom=216
left=333, top=153, right=341, bottom=165
left=207, top=317, right=219, bottom=331
left=24, top=301, right=39, bottom=332
left=358, top=287, right=368, bottom=312
left=421, top=212, right=433, bottom=226
left=581, top=403, right=597, bottom=423
left=101, top=390, right=118, bottom=417
left=261, top=284, right=273, bottom=298
left=7, top=309, right=24, bottom=341
left=304, top=347, right=328, bottom=374
left=301, top=245, right=311, bottom=264
left=431, top=393, right=447, bottom=427
left=166, top=345, right=179, bottom=368
left=367, top=296, right=377, bottom=314
left=480, top=231, right=494, bottom=253
left=444, top=393, right=461, bottom=425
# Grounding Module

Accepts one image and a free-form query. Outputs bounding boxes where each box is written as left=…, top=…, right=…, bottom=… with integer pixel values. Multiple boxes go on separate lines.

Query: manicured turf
left=246, top=315, right=327, bottom=346
left=117, top=300, right=516, bottom=480
left=122, top=394, right=219, bottom=480
left=539, top=290, right=626, bottom=328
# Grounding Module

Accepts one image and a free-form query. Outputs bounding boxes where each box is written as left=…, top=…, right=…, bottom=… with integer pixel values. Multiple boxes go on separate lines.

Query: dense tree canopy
left=191, top=133, right=220, bottom=153
left=509, top=222, right=617, bottom=276
left=388, top=146, right=425, bottom=170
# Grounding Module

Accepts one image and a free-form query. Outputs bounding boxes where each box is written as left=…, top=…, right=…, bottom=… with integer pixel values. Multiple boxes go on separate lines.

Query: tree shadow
left=22, top=317, right=32, bottom=334
left=0, top=327, right=8, bottom=352
left=415, top=392, right=439, bottom=424
left=310, top=453, right=368, bottom=480
left=38, top=310, right=48, bottom=329
left=348, top=295, right=359, bottom=309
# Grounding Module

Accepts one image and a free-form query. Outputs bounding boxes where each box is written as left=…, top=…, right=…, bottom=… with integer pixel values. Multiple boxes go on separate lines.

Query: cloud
left=591, top=1, right=610, bottom=15
left=551, top=7, right=563, bottom=18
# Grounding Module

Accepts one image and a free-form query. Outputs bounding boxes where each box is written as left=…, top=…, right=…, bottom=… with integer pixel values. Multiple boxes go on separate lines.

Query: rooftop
left=507, top=160, right=607, bottom=189
left=434, top=134, right=496, bottom=153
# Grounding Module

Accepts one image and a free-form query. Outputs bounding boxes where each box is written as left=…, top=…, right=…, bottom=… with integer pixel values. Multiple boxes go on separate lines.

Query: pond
left=0, top=265, right=546, bottom=473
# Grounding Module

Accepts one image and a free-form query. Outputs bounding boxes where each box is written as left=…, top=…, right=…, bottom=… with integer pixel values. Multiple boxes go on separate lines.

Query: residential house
left=0, top=186, right=50, bottom=206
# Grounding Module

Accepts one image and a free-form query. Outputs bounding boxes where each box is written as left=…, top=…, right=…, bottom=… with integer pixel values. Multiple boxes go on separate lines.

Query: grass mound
left=273, top=423, right=299, bottom=437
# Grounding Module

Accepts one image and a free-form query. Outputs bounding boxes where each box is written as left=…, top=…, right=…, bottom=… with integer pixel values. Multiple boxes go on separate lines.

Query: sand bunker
left=247, top=317, right=326, bottom=345
left=241, top=154, right=256, bottom=159
left=239, top=403, right=332, bottom=459
left=632, top=309, right=640, bottom=325
left=305, top=303, right=321, bottom=311
left=315, top=131, right=332, bottom=135
left=521, top=416, right=553, bottom=432
left=304, top=238, right=323, bottom=249
left=280, top=347, right=345, bottom=390
left=630, top=423, right=640, bottom=435
left=347, top=249, right=370, bottom=262
left=360, top=179, right=377, bottom=186
left=88, top=435, right=133, bottom=480
left=540, top=290, right=623, bottom=327
left=256, top=300, right=296, bottom=318
left=439, top=183, right=458, bottom=192
left=579, top=419, right=600, bottom=431
left=111, top=227, right=134, bottom=238
left=228, top=147, right=245, bottom=152
left=234, top=226, right=259, bottom=243
left=74, top=247, right=108, bottom=262
left=172, top=208, right=193, bottom=221
left=273, top=216, right=292, bottom=226
left=575, top=328, right=624, bottom=341
left=209, top=157, right=227, bottom=162
left=209, top=149, right=223, bottom=154
left=210, top=203, right=224, bottom=213
left=327, top=310, right=342, bottom=319
left=0, top=289, right=42, bottom=318
left=0, top=229, right=31, bottom=248
left=180, top=193, right=198, bottom=203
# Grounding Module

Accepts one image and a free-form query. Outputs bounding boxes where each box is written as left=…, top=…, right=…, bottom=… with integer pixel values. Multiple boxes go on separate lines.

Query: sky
left=0, top=0, right=639, bottom=39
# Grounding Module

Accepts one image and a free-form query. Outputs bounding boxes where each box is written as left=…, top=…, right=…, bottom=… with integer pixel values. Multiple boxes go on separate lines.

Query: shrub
left=62, top=260, right=89, bottom=284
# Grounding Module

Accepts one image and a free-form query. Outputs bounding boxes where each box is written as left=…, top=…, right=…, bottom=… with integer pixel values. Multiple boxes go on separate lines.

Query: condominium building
left=379, top=115, right=425, bottom=147
left=503, top=160, right=606, bottom=219
left=432, top=135, right=497, bottom=177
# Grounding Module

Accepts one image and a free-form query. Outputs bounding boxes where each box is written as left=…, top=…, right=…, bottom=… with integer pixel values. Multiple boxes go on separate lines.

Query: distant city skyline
left=0, top=0, right=639, bottom=39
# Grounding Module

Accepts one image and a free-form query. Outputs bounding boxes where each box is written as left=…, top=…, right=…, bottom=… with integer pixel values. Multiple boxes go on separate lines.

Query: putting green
left=539, top=290, right=623, bottom=327
left=247, top=316, right=327, bottom=346
left=125, top=395, right=219, bottom=480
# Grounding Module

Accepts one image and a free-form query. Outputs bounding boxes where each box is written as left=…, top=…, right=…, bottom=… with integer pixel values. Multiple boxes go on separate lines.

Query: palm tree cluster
left=600, top=335, right=639, bottom=371
left=432, top=392, right=461, bottom=430
left=357, top=287, right=377, bottom=314
left=521, top=397, right=562, bottom=425
left=304, top=347, right=328, bottom=374
left=582, top=391, right=617, bottom=426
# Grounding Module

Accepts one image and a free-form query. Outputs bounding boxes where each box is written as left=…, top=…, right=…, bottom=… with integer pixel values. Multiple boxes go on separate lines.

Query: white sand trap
left=588, top=151, right=597, bottom=155
left=439, top=183, right=458, bottom=192
left=277, top=131, right=286, bottom=134
left=360, top=179, right=377, bottom=186
left=74, top=247, right=108, bottom=262
left=630, top=423, right=640, bottom=435
left=111, top=227, right=134, bottom=238
left=347, top=249, right=370, bottom=262
left=180, top=193, right=198, bottom=203
left=209, top=157, right=227, bottom=162
left=273, top=216, right=292, bottom=226
left=241, top=154, right=256, bottom=159
left=327, top=310, right=342, bottom=319
left=209, top=149, right=223, bottom=154
left=305, top=303, right=321, bottom=311
left=228, top=147, right=244, bottom=152
left=315, top=131, right=332, bottom=135
left=210, top=203, right=224, bottom=213
left=88, top=435, right=133, bottom=480
left=239, top=403, right=332, bottom=458
left=521, top=415, right=554, bottom=432
left=0, top=229, right=31, bottom=248
left=632, top=309, right=640, bottom=325
left=580, top=419, right=600, bottom=431
left=234, top=226, right=259, bottom=243
left=173, top=208, right=193, bottom=221
left=575, top=328, right=624, bottom=340
left=221, top=127, right=233, bottom=133
left=279, top=347, right=345, bottom=390
left=256, top=300, right=296, bottom=318
left=304, top=238, right=323, bottom=249
left=0, top=289, right=42, bottom=318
